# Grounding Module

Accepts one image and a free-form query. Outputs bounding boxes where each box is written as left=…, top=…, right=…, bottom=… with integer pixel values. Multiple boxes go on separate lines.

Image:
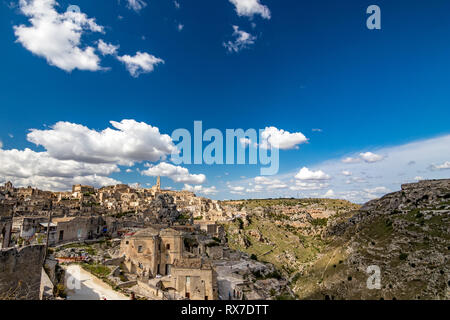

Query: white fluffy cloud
left=295, top=167, right=331, bottom=181
left=0, top=175, right=120, bottom=192
left=14, top=0, right=104, bottom=72
left=223, top=25, right=256, bottom=53
left=341, top=170, right=352, bottom=176
left=184, top=184, right=218, bottom=195
left=364, top=186, right=390, bottom=195
left=240, top=137, right=252, bottom=148
left=254, top=176, right=275, bottom=185
left=360, top=152, right=384, bottom=163
left=228, top=185, right=245, bottom=195
left=252, top=176, right=287, bottom=190
left=117, top=52, right=164, bottom=77
left=289, top=181, right=329, bottom=191
left=0, top=148, right=118, bottom=178
left=126, top=0, right=147, bottom=12
left=341, top=152, right=384, bottom=164
left=224, top=135, right=450, bottom=202
left=223, top=26, right=256, bottom=52
left=430, top=161, right=450, bottom=170
left=0, top=148, right=120, bottom=191
left=301, top=134, right=450, bottom=202
left=260, top=126, right=308, bottom=150
left=12, top=1, right=162, bottom=76
left=97, top=39, right=119, bottom=56
left=246, top=184, right=264, bottom=193
left=27, top=120, right=177, bottom=166
left=141, top=162, right=206, bottom=184
left=323, top=189, right=335, bottom=198
left=229, top=0, right=271, bottom=19
left=342, top=157, right=361, bottom=164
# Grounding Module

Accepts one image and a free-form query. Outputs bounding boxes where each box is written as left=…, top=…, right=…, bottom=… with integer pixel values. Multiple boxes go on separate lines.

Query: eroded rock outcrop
left=303, top=179, right=450, bottom=300
left=144, top=194, right=180, bottom=224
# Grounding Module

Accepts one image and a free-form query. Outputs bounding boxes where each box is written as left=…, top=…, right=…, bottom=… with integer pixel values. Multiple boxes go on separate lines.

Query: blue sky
left=0, top=0, right=449, bottom=202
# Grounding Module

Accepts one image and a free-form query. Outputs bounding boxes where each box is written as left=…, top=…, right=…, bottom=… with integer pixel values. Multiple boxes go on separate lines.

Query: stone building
left=120, top=227, right=184, bottom=278
left=72, top=184, right=95, bottom=199
left=54, top=216, right=104, bottom=244
left=121, top=227, right=220, bottom=300
left=193, top=220, right=222, bottom=237
left=163, top=258, right=218, bottom=300
left=37, top=216, right=105, bottom=245
left=13, top=216, right=48, bottom=242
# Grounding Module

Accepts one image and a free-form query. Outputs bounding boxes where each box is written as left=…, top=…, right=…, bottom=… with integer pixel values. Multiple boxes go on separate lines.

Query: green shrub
left=54, top=283, right=67, bottom=298
left=82, top=263, right=111, bottom=278
left=310, top=218, right=328, bottom=227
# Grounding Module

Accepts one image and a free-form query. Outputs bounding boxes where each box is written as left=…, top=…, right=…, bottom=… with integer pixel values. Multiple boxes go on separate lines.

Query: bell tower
left=156, top=176, right=161, bottom=191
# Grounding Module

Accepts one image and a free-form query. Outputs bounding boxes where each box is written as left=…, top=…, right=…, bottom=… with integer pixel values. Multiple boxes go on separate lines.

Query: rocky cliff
left=304, top=179, right=449, bottom=300
left=144, top=194, right=180, bottom=224
left=222, top=180, right=450, bottom=300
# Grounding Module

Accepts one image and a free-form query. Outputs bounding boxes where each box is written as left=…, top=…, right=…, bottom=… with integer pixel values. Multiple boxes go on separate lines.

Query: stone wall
left=0, top=245, right=45, bottom=300
left=0, top=217, right=12, bottom=249
left=0, top=204, right=12, bottom=248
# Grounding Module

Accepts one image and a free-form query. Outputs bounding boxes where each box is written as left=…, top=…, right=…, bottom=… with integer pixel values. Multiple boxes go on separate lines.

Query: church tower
left=156, top=176, right=161, bottom=191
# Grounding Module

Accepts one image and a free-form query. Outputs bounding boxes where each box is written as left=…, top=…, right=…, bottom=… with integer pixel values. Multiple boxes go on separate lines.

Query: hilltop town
left=1, top=178, right=449, bottom=300
left=0, top=178, right=293, bottom=300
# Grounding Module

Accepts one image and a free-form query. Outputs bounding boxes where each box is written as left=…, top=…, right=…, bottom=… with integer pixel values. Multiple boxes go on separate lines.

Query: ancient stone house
left=13, top=216, right=48, bottom=241
left=193, top=220, right=221, bottom=237
left=54, top=216, right=104, bottom=244
left=163, top=258, right=218, bottom=300
left=37, top=216, right=105, bottom=245
left=120, top=227, right=184, bottom=278
left=72, top=184, right=95, bottom=195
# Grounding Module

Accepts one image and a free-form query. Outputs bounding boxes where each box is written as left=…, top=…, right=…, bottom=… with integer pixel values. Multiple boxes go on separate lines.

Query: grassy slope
left=222, top=198, right=359, bottom=296
left=222, top=198, right=449, bottom=300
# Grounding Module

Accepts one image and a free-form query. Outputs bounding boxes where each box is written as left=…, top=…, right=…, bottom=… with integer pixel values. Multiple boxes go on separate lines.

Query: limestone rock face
left=145, top=194, right=180, bottom=224
left=328, top=179, right=450, bottom=237
left=309, top=179, right=450, bottom=300
left=222, top=180, right=450, bottom=300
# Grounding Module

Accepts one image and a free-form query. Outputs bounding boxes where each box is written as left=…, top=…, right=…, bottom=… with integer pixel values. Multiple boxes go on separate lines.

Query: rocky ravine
left=221, top=179, right=450, bottom=300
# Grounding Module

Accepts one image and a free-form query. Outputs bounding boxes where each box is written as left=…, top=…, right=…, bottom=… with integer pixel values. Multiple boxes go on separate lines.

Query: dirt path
left=64, top=264, right=129, bottom=300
